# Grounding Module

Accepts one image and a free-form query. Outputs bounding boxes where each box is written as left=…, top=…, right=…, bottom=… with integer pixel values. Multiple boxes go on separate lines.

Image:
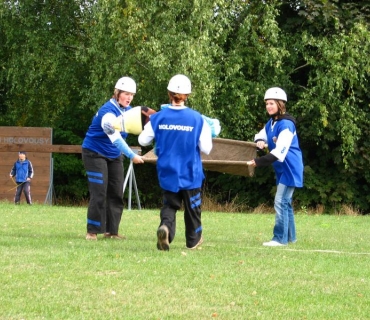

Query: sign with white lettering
left=0, top=127, right=52, bottom=204
left=0, top=137, right=51, bottom=144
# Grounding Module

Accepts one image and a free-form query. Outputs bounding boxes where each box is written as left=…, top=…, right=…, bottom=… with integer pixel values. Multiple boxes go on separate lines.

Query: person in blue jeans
left=9, top=151, right=34, bottom=205
left=247, top=87, right=303, bottom=246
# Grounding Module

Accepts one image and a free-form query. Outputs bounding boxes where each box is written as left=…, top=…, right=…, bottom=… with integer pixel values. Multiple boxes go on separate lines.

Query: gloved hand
left=140, top=106, right=156, bottom=127
left=202, top=115, right=221, bottom=138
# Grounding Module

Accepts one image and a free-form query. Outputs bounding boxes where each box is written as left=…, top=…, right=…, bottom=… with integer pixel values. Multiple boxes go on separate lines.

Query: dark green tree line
left=1, top=0, right=369, bottom=212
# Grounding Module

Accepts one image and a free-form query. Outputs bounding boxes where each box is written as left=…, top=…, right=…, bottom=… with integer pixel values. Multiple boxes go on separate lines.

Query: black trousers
left=82, top=148, right=124, bottom=235
left=160, top=188, right=203, bottom=248
left=14, top=181, right=32, bottom=204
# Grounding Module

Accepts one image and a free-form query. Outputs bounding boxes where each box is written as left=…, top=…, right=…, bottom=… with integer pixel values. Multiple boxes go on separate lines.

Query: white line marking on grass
left=283, top=248, right=370, bottom=255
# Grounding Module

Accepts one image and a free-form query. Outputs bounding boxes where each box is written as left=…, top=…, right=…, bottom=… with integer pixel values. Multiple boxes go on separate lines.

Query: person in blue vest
left=247, top=87, right=303, bottom=246
left=159, top=103, right=221, bottom=138
left=9, top=151, right=34, bottom=205
left=82, top=76, right=155, bottom=241
left=139, top=74, right=213, bottom=251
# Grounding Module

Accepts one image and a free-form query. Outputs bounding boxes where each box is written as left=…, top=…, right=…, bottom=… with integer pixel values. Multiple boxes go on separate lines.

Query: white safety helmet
left=115, top=77, right=137, bottom=94
left=167, top=74, right=192, bottom=94
left=264, top=87, right=287, bottom=102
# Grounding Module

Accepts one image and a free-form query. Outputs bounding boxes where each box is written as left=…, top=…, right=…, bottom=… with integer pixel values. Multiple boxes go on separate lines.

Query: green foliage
left=296, top=25, right=370, bottom=161
left=82, top=0, right=225, bottom=114
left=216, top=1, right=290, bottom=140
left=0, top=0, right=93, bottom=127
left=52, top=153, right=88, bottom=203
left=1, top=0, right=370, bottom=211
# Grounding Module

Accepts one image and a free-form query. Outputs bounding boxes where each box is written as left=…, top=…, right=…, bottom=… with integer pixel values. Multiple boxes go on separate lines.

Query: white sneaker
left=263, top=240, right=286, bottom=247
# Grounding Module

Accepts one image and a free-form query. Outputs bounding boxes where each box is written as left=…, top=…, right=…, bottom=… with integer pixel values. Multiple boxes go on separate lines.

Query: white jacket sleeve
left=270, top=128, right=294, bottom=162
left=198, top=120, right=213, bottom=155
left=254, top=127, right=267, bottom=142
left=101, top=112, right=136, bottom=159
left=138, top=122, right=155, bottom=146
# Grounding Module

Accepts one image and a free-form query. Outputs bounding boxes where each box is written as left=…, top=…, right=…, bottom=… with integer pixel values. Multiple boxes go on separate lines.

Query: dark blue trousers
left=82, top=148, right=124, bottom=235
left=14, top=181, right=32, bottom=204
left=160, top=188, right=203, bottom=248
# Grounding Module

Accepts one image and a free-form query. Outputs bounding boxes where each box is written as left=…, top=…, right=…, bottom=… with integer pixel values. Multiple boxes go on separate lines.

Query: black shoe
left=157, top=225, right=170, bottom=251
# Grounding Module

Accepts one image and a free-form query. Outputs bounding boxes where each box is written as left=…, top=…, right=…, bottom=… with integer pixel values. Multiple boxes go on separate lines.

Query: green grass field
left=1, top=203, right=369, bottom=319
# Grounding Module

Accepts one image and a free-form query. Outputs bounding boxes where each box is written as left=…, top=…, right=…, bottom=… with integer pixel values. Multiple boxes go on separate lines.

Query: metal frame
left=123, top=159, right=141, bottom=210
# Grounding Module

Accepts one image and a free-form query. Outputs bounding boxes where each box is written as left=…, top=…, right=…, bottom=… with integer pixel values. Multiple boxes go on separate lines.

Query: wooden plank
left=0, top=153, right=50, bottom=161
left=0, top=127, right=52, bottom=203
left=0, top=180, right=49, bottom=190
left=0, top=127, right=52, bottom=140
left=0, top=144, right=142, bottom=154
left=0, top=158, right=51, bottom=166
left=0, top=166, right=51, bottom=175
left=0, top=144, right=81, bottom=153
left=142, top=138, right=257, bottom=177
left=1, top=187, right=49, bottom=195
left=1, top=179, right=49, bottom=187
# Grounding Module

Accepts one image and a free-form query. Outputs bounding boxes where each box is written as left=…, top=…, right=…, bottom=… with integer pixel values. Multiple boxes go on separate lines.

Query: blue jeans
left=272, top=183, right=296, bottom=244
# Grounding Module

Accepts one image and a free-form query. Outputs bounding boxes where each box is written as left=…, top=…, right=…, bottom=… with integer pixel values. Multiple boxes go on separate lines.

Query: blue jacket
left=10, top=159, right=34, bottom=183
left=255, top=116, right=303, bottom=188
left=150, top=107, right=204, bottom=192
left=266, top=118, right=303, bottom=187
left=82, top=100, right=131, bottom=158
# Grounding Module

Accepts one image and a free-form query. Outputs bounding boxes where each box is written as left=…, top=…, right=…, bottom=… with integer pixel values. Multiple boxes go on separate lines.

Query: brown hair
left=113, top=89, right=122, bottom=100
left=276, top=100, right=286, bottom=115
left=168, top=91, right=188, bottom=105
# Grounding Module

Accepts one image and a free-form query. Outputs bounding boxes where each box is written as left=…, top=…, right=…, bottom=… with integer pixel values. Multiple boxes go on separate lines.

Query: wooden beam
left=0, top=144, right=141, bottom=154
left=0, top=144, right=82, bottom=153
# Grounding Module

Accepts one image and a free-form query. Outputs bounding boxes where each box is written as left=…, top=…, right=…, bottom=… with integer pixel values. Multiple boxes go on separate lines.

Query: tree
left=0, top=0, right=95, bottom=201
left=1, top=0, right=369, bottom=211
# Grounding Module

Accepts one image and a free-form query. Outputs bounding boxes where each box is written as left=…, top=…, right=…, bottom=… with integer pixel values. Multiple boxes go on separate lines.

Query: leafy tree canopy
left=1, top=0, right=369, bottom=211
